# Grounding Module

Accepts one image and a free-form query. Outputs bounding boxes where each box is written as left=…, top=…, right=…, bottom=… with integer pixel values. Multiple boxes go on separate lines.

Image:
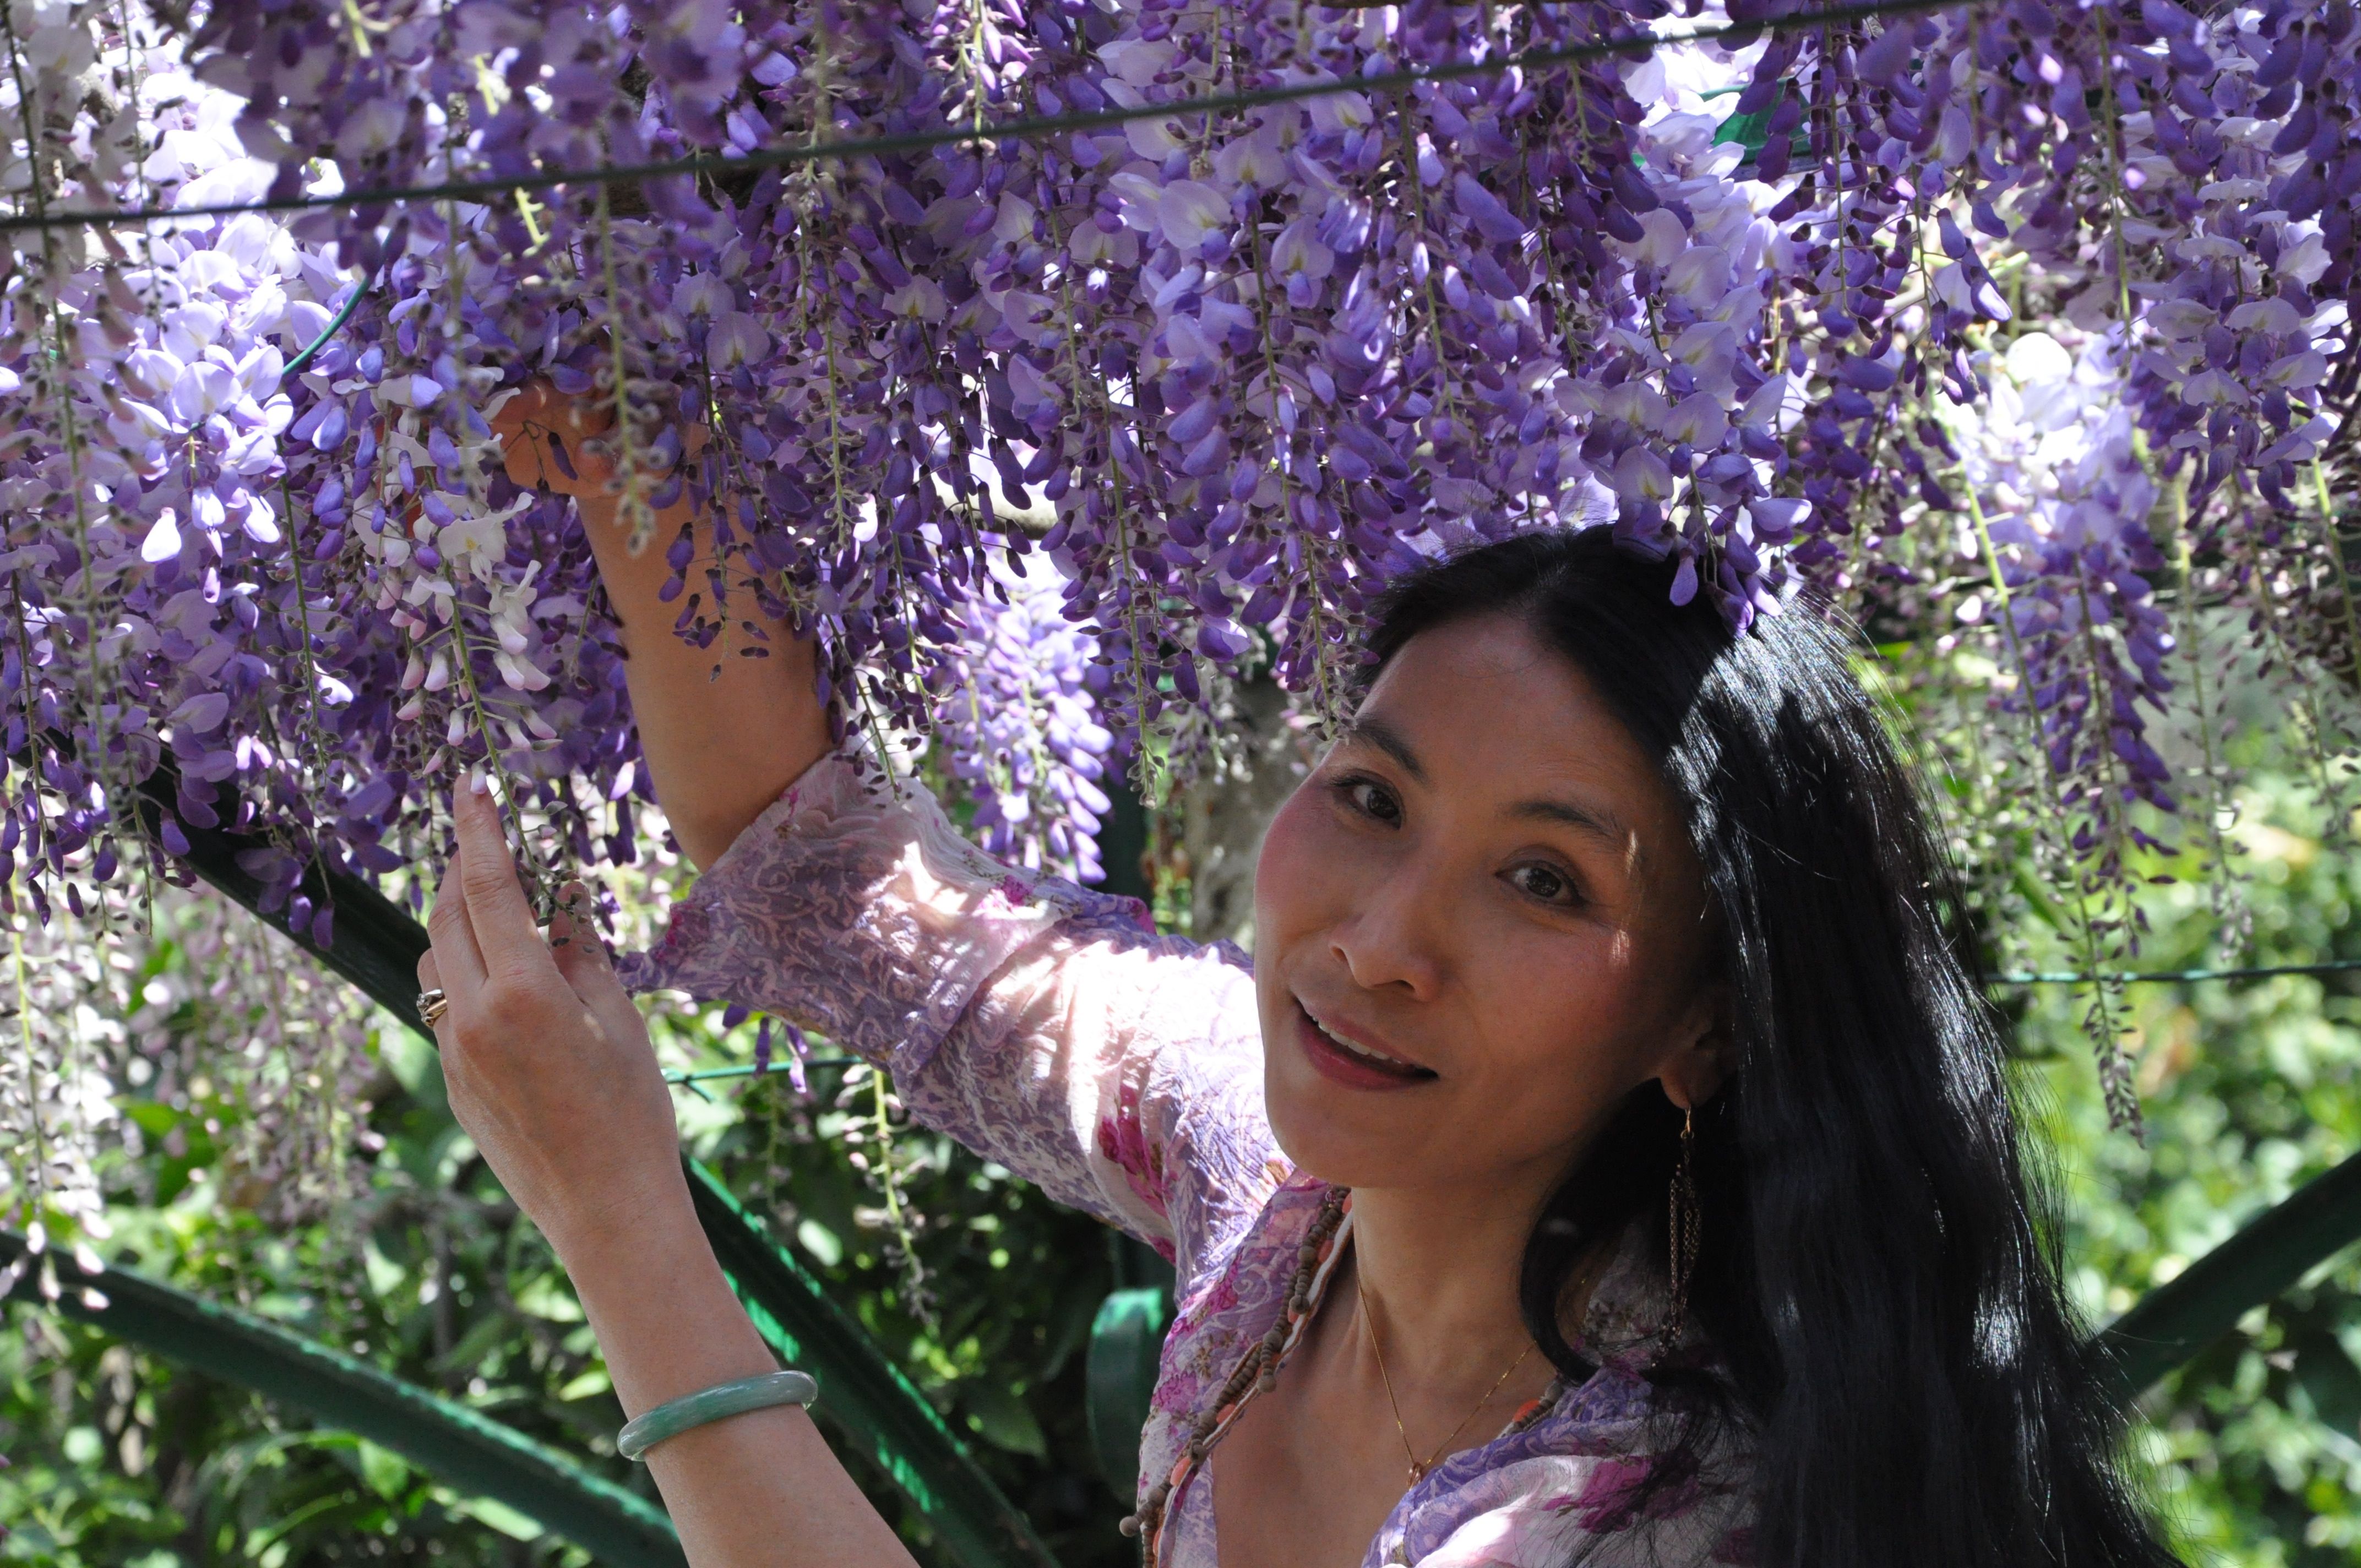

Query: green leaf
left=448, top=1494, right=546, bottom=1542
left=797, top=1217, right=845, bottom=1267
left=511, top=1275, right=585, bottom=1324
left=961, top=1380, right=1048, bottom=1459
left=355, top=1442, right=413, bottom=1502
left=1085, top=1287, right=1167, bottom=1498
left=431, top=1310, right=516, bottom=1378
left=121, top=1101, right=179, bottom=1137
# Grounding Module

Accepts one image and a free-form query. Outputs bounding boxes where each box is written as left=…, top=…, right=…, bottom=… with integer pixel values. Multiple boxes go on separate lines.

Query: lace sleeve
left=617, top=750, right=1288, bottom=1289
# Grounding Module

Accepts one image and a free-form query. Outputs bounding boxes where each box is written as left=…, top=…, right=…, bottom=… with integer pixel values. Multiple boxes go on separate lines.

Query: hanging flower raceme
left=0, top=0, right=2354, bottom=1076
left=933, top=542, right=1114, bottom=884
left=1952, top=331, right=2178, bottom=845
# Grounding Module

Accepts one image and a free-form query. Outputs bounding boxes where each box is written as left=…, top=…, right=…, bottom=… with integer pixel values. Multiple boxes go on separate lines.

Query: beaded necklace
left=1120, top=1185, right=1352, bottom=1550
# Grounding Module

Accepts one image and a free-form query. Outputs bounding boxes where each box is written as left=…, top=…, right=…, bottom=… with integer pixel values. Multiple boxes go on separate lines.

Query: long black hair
left=1366, top=527, right=2179, bottom=1568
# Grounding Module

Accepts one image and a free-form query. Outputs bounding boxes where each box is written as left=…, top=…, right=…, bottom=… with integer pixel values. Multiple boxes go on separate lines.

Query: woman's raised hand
left=416, top=778, right=687, bottom=1265
left=488, top=379, right=622, bottom=504
left=487, top=376, right=828, bottom=870
left=489, top=379, right=710, bottom=505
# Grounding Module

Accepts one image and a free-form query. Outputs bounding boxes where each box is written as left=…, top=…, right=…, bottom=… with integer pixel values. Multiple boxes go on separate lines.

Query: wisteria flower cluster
left=0, top=0, right=2357, bottom=1137
left=1941, top=329, right=2179, bottom=1123
left=0, top=874, right=380, bottom=1302
left=933, top=542, right=1116, bottom=884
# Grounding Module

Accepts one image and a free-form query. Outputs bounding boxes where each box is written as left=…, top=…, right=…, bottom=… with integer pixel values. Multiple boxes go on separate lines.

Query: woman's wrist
left=555, top=1182, right=782, bottom=1418
left=540, top=1157, right=700, bottom=1282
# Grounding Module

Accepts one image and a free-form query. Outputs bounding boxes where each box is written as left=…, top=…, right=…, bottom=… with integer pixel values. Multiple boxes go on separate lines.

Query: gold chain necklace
left=1356, top=1271, right=1536, bottom=1486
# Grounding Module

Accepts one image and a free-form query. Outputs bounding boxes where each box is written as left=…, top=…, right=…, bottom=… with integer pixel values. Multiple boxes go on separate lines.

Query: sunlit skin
left=1207, top=614, right=1734, bottom=1568
left=427, top=388, right=1738, bottom=1568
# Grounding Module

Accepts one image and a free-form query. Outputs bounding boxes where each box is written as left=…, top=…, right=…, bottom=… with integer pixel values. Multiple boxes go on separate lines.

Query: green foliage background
left=4, top=678, right=2360, bottom=1565
left=2025, top=767, right=2361, bottom=1566
left=0, top=985, right=1136, bottom=1568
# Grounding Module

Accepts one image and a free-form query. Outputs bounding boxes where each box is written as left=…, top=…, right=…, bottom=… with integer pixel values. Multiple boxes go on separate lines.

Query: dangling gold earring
left=1660, top=1106, right=1700, bottom=1353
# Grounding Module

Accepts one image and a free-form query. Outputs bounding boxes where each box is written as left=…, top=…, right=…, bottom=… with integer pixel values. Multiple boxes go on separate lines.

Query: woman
left=415, top=384, right=2183, bottom=1568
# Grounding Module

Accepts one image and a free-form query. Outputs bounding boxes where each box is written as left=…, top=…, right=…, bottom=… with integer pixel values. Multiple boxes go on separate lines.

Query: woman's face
left=1253, top=613, right=1724, bottom=1199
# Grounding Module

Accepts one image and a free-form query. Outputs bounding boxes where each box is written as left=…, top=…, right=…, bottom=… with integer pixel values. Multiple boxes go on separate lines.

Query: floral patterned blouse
left=621, top=750, right=1754, bottom=1568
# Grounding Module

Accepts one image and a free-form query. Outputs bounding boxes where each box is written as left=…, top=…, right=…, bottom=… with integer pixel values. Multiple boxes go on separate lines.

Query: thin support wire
left=0, top=0, right=1981, bottom=236
left=1994, top=958, right=2361, bottom=987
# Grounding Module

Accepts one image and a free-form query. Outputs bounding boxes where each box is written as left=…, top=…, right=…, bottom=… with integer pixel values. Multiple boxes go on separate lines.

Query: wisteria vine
left=0, top=0, right=2355, bottom=1166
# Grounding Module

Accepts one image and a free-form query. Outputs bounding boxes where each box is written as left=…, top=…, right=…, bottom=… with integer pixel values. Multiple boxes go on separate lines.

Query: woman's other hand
left=489, top=379, right=619, bottom=504
left=417, top=776, right=686, bottom=1264
left=485, top=375, right=830, bottom=870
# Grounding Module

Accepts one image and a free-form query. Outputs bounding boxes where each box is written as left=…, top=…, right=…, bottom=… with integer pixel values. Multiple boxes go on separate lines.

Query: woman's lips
left=1293, top=1003, right=1437, bottom=1092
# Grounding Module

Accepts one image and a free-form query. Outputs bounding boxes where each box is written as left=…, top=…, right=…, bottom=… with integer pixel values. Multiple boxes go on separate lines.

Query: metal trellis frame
left=0, top=0, right=1980, bottom=236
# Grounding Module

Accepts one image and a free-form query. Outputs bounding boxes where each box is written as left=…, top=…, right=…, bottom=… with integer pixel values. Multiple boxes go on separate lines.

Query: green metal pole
left=2092, top=1147, right=2361, bottom=1397
left=1, top=1230, right=686, bottom=1568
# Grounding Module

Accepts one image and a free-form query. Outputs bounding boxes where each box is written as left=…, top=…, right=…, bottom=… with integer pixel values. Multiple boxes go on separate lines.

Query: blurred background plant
left=0, top=851, right=1135, bottom=1568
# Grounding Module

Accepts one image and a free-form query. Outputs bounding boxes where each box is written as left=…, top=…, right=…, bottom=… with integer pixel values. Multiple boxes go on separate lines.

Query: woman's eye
left=1337, top=777, right=1402, bottom=825
left=1509, top=863, right=1580, bottom=906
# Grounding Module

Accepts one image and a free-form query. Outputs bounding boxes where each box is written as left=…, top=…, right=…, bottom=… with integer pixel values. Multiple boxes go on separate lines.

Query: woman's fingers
left=423, top=854, right=487, bottom=999
left=485, top=379, right=548, bottom=439
left=453, top=778, right=553, bottom=986
left=488, top=379, right=613, bottom=443
left=548, top=881, right=646, bottom=1043
left=547, top=882, right=609, bottom=978
left=489, top=382, right=561, bottom=489
left=489, top=379, right=617, bottom=495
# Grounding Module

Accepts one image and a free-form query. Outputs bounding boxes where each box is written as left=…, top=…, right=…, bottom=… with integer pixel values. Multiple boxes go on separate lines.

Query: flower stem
left=1966, top=488, right=2139, bottom=1133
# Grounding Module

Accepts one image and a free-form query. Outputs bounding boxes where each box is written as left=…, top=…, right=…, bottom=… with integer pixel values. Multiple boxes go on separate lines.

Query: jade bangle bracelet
left=617, top=1370, right=819, bottom=1462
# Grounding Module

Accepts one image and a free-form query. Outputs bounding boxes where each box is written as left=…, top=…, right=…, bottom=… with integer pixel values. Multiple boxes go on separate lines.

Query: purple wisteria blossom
left=0, top=0, right=2353, bottom=1025
left=1949, top=328, right=2182, bottom=947
left=934, top=542, right=1114, bottom=883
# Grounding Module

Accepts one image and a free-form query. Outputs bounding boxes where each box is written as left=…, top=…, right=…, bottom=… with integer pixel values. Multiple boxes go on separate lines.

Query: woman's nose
left=1327, top=865, right=1447, bottom=999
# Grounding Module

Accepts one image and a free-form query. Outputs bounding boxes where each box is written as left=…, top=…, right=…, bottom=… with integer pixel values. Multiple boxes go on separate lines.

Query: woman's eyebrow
left=1347, top=715, right=1635, bottom=854
left=1510, top=796, right=1635, bottom=854
left=1337, top=715, right=1426, bottom=781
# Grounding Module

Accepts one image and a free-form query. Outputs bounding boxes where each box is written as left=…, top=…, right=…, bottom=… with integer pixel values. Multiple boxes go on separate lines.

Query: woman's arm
left=417, top=779, right=913, bottom=1567
left=491, top=383, right=828, bottom=869
left=621, top=753, right=1282, bottom=1285
left=489, top=393, right=1276, bottom=1291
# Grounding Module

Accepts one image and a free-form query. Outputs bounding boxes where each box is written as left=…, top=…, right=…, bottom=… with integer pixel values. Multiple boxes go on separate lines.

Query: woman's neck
left=1343, top=1167, right=1562, bottom=1388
